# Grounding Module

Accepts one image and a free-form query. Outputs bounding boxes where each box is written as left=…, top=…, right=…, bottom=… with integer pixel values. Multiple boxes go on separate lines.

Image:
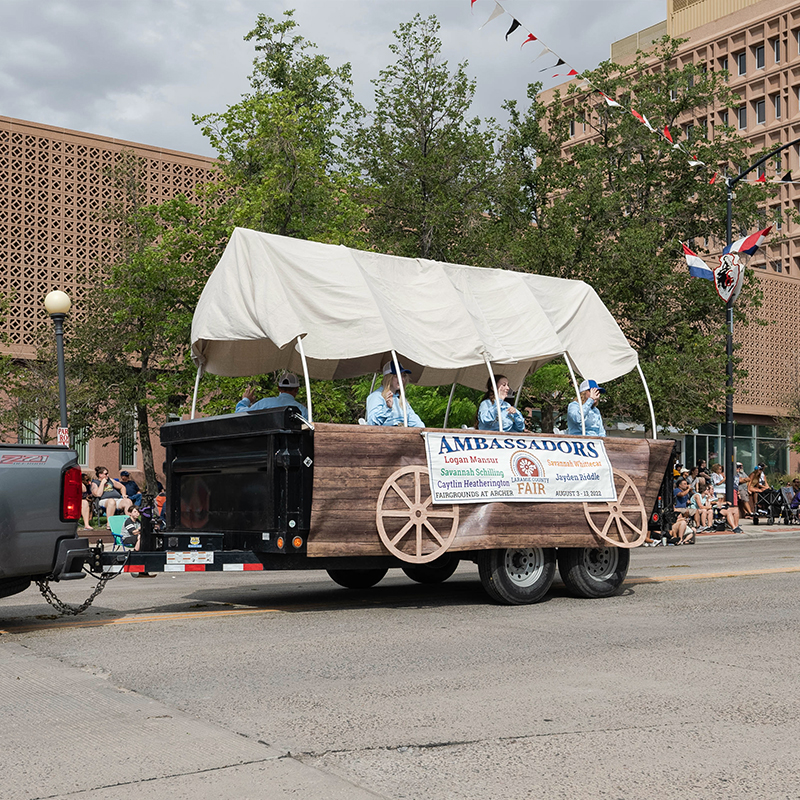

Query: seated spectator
left=687, top=466, right=701, bottom=491
left=121, top=506, right=142, bottom=551
left=688, top=478, right=714, bottom=531
left=91, top=466, right=132, bottom=526
left=710, top=463, right=726, bottom=501
left=119, top=470, right=142, bottom=507
left=366, top=362, right=425, bottom=428
left=80, top=473, right=94, bottom=531
left=477, top=375, right=525, bottom=432
left=708, top=482, right=742, bottom=533
left=236, top=372, right=309, bottom=418
left=673, top=478, right=692, bottom=516
left=789, top=478, right=800, bottom=509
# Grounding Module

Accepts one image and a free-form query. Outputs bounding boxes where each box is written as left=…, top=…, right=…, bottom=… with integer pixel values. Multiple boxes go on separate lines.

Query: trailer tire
left=402, top=555, right=459, bottom=584
left=326, top=568, right=388, bottom=590
left=477, top=547, right=555, bottom=605
left=557, top=547, right=630, bottom=599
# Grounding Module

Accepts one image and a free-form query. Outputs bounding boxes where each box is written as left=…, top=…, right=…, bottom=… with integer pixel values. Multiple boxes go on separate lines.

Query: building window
left=756, top=99, right=766, bottom=124
left=70, top=427, right=89, bottom=466
left=737, top=51, right=746, bottom=75
left=755, top=44, right=765, bottom=69
left=119, top=414, right=137, bottom=468
left=737, top=105, right=747, bottom=129
left=757, top=165, right=766, bottom=180
left=720, top=109, right=729, bottom=126
left=683, top=423, right=787, bottom=476
left=719, top=56, right=728, bottom=75
left=684, top=123, right=694, bottom=140
left=774, top=38, right=780, bottom=63
left=774, top=94, right=781, bottom=119
left=18, top=419, right=39, bottom=445
left=569, top=120, right=575, bottom=137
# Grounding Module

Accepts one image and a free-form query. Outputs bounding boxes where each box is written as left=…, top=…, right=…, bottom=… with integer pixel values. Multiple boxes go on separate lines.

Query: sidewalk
left=0, top=642, right=384, bottom=800
left=696, top=512, right=800, bottom=539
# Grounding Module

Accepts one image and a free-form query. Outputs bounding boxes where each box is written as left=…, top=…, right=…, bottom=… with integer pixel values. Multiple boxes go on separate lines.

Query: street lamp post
left=724, top=135, right=800, bottom=504
left=43, top=290, right=72, bottom=435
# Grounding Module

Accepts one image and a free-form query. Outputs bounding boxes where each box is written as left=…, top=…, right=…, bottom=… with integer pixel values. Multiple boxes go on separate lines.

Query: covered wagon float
left=111, top=228, right=675, bottom=605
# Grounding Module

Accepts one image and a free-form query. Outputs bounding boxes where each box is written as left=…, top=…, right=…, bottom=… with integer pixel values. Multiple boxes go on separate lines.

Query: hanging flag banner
left=723, top=225, right=772, bottom=256
left=714, top=252, right=744, bottom=303
left=423, top=432, right=616, bottom=504
left=683, top=243, right=713, bottom=281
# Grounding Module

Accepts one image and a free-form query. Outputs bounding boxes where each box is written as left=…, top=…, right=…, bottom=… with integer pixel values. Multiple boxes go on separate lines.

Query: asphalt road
left=2, top=528, right=800, bottom=799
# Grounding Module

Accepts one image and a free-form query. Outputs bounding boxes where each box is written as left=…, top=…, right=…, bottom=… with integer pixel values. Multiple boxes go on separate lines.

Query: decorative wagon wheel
left=582, top=469, right=647, bottom=549
left=376, top=466, right=460, bottom=564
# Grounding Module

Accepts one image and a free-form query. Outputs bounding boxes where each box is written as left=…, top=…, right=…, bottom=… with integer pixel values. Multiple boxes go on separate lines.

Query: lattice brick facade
left=0, top=116, right=217, bottom=359
left=736, top=271, right=800, bottom=414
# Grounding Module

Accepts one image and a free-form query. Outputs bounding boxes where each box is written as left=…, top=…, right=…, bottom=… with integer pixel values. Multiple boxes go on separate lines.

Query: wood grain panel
left=308, top=424, right=674, bottom=557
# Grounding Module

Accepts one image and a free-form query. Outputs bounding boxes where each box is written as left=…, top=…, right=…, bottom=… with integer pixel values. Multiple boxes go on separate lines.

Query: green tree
left=193, top=10, right=364, bottom=245
left=69, top=152, right=219, bottom=495
left=349, top=13, right=499, bottom=262
left=495, top=38, right=774, bottom=433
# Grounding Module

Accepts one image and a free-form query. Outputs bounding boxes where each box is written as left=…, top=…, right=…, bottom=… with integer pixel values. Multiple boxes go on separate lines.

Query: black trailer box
left=160, top=407, right=313, bottom=552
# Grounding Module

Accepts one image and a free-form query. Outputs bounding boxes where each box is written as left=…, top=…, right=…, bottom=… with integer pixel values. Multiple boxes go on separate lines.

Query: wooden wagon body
left=309, top=423, right=674, bottom=559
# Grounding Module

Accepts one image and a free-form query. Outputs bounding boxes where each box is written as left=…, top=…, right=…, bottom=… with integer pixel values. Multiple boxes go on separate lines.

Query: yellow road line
left=627, top=565, right=800, bottom=583
left=2, top=566, right=799, bottom=633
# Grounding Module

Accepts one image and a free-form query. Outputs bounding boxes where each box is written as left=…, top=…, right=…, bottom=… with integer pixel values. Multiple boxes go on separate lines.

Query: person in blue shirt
left=567, top=379, right=606, bottom=437
left=366, top=362, right=425, bottom=428
left=236, top=372, right=309, bottom=419
left=118, top=471, right=142, bottom=507
left=477, top=375, right=525, bottom=432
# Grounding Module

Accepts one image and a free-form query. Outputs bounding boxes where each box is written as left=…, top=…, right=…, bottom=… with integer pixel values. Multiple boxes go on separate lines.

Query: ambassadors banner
left=423, top=432, right=616, bottom=505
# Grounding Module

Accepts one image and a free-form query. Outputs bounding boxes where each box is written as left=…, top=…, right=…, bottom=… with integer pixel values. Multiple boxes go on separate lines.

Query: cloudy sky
left=0, top=0, right=665, bottom=158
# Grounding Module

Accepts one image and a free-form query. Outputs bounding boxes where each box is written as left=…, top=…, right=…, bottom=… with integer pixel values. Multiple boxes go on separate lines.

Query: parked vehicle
left=0, top=444, right=92, bottom=599
left=99, top=229, right=674, bottom=605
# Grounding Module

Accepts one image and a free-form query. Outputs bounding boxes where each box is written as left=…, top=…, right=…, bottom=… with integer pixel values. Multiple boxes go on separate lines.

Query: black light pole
left=43, top=290, right=72, bottom=432
left=724, top=135, right=800, bottom=503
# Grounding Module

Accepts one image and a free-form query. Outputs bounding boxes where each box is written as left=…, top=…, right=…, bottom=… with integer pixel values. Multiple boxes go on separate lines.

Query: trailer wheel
left=326, top=568, right=388, bottom=590
left=402, top=555, right=459, bottom=584
left=557, top=547, right=630, bottom=599
left=376, top=465, right=459, bottom=564
left=477, top=548, right=555, bottom=605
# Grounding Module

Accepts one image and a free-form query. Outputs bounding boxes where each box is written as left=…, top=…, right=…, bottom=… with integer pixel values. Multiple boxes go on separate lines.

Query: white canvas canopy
left=191, top=228, right=639, bottom=391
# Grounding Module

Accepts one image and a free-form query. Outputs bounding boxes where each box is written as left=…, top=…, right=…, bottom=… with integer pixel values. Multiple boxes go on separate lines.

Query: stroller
left=778, top=487, right=800, bottom=525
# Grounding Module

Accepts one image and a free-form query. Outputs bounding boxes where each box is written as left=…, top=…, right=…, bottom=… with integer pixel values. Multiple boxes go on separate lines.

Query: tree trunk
left=135, top=401, right=159, bottom=500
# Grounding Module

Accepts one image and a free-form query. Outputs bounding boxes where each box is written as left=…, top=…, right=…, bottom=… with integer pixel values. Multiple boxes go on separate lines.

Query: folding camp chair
left=752, top=488, right=784, bottom=525
left=779, top=487, right=800, bottom=524
left=107, top=515, right=132, bottom=551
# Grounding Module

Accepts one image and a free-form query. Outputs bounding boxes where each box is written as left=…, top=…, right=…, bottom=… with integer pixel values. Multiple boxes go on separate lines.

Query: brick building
left=539, top=0, right=800, bottom=474
left=0, top=115, right=217, bottom=482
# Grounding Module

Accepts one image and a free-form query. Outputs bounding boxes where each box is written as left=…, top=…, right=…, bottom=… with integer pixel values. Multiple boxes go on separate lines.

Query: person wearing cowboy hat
left=366, top=361, right=425, bottom=428
left=236, top=372, right=309, bottom=418
left=566, top=379, right=606, bottom=437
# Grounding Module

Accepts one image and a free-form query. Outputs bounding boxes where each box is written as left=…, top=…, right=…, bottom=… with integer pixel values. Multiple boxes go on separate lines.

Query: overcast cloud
left=0, top=0, right=664, bottom=157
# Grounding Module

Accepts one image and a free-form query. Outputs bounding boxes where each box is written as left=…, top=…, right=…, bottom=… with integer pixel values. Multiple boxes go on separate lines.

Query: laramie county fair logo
left=510, top=451, right=544, bottom=479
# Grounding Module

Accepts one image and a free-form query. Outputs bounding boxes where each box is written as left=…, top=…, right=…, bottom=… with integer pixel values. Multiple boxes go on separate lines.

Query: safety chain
left=35, top=571, right=118, bottom=616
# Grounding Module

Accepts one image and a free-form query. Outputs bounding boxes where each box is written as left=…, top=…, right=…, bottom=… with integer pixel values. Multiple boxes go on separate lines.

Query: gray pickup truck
left=0, top=443, right=93, bottom=599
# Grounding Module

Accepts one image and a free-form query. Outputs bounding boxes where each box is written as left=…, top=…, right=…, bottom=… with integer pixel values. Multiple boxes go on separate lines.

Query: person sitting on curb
left=235, top=372, right=309, bottom=419
left=91, top=466, right=132, bottom=527
left=688, top=477, right=714, bottom=532
left=119, top=471, right=142, bottom=507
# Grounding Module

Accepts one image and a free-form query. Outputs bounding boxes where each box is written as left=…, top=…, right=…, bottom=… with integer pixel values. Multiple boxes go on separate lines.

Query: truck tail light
left=62, top=467, right=82, bottom=521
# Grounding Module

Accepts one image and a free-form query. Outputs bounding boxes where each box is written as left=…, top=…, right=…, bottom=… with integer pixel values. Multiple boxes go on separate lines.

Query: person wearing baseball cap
left=566, top=379, right=606, bottom=437
left=236, top=372, right=309, bottom=418
left=366, top=361, right=425, bottom=428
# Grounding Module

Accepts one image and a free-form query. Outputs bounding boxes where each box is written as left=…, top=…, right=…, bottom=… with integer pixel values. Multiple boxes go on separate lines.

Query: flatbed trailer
left=99, top=407, right=674, bottom=604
